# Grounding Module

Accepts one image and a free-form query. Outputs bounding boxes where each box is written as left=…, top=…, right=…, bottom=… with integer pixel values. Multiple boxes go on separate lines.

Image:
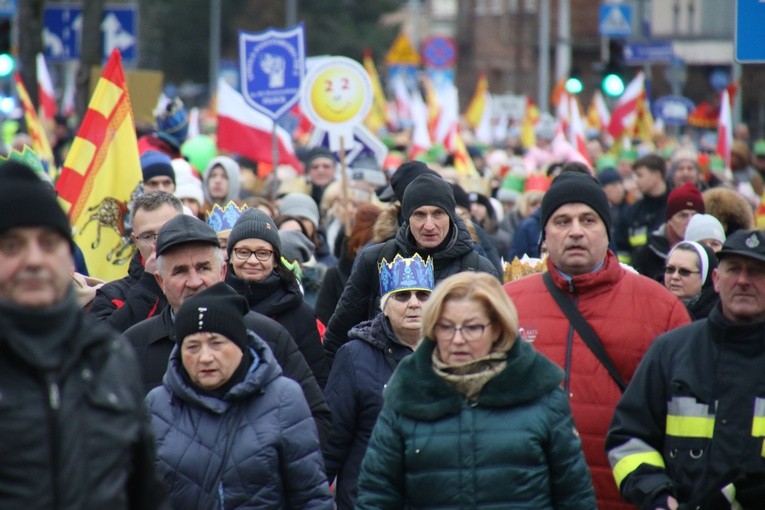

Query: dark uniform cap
left=716, top=229, right=765, bottom=264
left=156, top=214, right=220, bottom=256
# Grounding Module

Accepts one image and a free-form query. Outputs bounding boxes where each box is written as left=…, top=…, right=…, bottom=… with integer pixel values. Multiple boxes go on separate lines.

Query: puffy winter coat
left=226, top=271, right=329, bottom=388
left=504, top=250, right=691, bottom=510
left=0, top=291, right=168, bottom=509
left=147, top=332, right=334, bottom=509
left=323, top=215, right=497, bottom=362
left=614, top=192, right=668, bottom=264
left=323, top=314, right=413, bottom=509
left=606, top=305, right=765, bottom=509
left=356, top=338, right=595, bottom=509
left=90, top=251, right=167, bottom=333
left=122, top=304, right=332, bottom=448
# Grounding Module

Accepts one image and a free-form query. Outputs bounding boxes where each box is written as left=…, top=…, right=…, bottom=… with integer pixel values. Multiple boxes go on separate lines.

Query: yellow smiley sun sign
left=302, top=56, right=372, bottom=150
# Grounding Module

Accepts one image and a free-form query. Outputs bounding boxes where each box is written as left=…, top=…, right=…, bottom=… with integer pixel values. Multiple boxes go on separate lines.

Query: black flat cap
left=156, top=214, right=220, bottom=256
left=717, top=230, right=765, bottom=264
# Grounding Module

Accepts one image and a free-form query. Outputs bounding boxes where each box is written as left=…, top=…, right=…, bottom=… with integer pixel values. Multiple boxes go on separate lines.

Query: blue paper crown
left=378, top=254, right=435, bottom=296
left=206, top=201, right=248, bottom=234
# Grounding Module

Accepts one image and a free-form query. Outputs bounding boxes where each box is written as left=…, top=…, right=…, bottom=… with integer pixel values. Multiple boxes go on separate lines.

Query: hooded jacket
left=323, top=215, right=497, bottom=362
left=323, top=314, right=413, bottom=509
left=225, top=271, right=329, bottom=388
left=147, top=332, right=334, bottom=510
left=0, top=291, right=168, bottom=509
left=122, top=303, right=332, bottom=447
left=606, top=305, right=765, bottom=508
left=504, top=250, right=691, bottom=510
left=90, top=251, right=167, bottom=333
left=356, top=338, right=595, bottom=509
left=203, top=156, right=241, bottom=206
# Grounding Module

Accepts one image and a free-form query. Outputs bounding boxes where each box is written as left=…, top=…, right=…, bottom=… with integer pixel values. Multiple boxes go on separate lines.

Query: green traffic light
left=0, top=54, right=14, bottom=78
left=602, top=73, right=625, bottom=97
left=565, top=77, right=583, bottom=95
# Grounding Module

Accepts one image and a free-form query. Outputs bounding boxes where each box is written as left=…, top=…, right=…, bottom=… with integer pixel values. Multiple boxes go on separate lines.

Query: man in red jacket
left=504, top=172, right=690, bottom=510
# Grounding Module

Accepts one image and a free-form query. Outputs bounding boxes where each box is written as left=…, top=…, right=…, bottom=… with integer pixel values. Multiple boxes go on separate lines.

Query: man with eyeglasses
left=90, top=191, right=183, bottom=332
left=121, top=214, right=332, bottom=446
left=607, top=230, right=765, bottom=510
left=504, top=172, right=690, bottom=510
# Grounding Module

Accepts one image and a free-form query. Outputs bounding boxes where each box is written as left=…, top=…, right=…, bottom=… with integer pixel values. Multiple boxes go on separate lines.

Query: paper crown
left=0, top=146, right=48, bottom=181
left=378, top=253, right=434, bottom=297
left=205, top=201, right=248, bottom=234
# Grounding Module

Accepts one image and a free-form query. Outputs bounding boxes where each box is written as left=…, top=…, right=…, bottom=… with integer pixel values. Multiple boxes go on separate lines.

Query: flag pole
left=271, top=116, right=280, bottom=169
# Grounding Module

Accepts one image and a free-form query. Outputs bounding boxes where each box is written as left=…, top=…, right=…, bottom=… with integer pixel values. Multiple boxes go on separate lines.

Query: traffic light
left=565, top=70, right=584, bottom=95
left=601, top=39, right=625, bottom=97
left=0, top=19, right=13, bottom=78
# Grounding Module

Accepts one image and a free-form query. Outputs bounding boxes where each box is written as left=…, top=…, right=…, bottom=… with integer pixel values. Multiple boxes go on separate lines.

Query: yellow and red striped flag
left=13, top=72, right=55, bottom=175
left=464, top=73, right=492, bottom=144
left=55, top=49, right=141, bottom=281
left=362, top=50, right=388, bottom=134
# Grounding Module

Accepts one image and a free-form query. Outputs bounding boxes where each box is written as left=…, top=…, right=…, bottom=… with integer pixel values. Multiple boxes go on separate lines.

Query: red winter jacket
left=504, top=251, right=690, bottom=510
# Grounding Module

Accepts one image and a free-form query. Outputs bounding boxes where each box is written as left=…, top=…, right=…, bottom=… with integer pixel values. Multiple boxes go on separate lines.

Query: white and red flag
left=36, top=53, right=57, bottom=121
left=607, top=71, right=645, bottom=139
left=716, top=88, right=733, bottom=169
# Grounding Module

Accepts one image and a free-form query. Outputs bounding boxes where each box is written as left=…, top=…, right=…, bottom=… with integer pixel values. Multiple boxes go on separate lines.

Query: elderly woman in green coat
left=356, top=272, right=595, bottom=509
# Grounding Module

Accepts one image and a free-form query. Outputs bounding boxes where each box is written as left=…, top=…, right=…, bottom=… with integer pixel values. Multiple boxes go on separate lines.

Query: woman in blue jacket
left=145, top=283, right=333, bottom=509
left=323, top=253, right=434, bottom=509
left=356, top=272, right=595, bottom=509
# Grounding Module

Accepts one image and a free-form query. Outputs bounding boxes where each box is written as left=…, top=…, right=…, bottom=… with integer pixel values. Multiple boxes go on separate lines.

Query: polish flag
left=555, top=90, right=570, bottom=135
left=607, top=72, right=645, bottom=139
left=216, top=79, right=302, bottom=171
left=392, top=75, right=413, bottom=128
left=433, top=83, right=459, bottom=150
left=568, top=95, right=591, bottom=164
left=36, top=53, right=57, bottom=121
left=716, top=89, right=732, bottom=169
left=409, top=88, right=432, bottom=159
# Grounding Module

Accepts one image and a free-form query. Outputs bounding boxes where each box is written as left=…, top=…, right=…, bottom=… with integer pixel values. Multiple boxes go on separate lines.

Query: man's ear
left=712, top=267, right=720, bottom=293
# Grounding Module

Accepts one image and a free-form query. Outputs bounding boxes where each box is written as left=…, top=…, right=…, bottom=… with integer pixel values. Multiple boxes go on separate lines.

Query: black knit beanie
left=0, top=161, right=73, bottom=248
left=174, top=282, right=249, bottom=350
left=540, top=172, right=612, bottom=240
left=140, top=150, right=176, bottom=185
left=227, top=208, right=281, bottom=259
left=402, top=173, right=457, bottom=223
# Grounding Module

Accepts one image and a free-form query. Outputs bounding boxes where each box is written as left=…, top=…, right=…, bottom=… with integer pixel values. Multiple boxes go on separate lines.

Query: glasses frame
left=133, top=232, right=158, bottom=243
left=390, top=290, right=431, bottom=303
left=433, top=322, right=491, bottom=341
left=664, top=265, right=700, bottom=278
left=233, top=248, right=275, bottom=262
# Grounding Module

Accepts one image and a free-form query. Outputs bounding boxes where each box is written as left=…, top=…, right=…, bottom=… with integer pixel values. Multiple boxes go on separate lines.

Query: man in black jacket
left=607, top=230, right=765, bottom=510
left=323, top=172, right=498, bottom=363
left=90, top=191, right=182, bottom=332
left=122, top=214, right=332, bottom=446
left=0, top=162, right=169, bottom=509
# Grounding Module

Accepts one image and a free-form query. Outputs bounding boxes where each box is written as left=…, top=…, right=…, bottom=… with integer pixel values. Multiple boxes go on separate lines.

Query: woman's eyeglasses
left=664, top=266, right=700, bottom=278
left=391, top=290, right=431, bottom=303
left=233, top=248, right=274, bottom=261
left=433, top=323, right=490, bottom=341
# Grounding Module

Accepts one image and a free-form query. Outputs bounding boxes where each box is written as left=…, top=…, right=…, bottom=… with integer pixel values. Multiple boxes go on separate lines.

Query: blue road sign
left=599, top=4, right=632, bottom=38
left=239, top=24, right=305, bottom=121
left=736, top=0, right=765, bottom=63
left=421, top=36, right=456, bottom=69
left=43, top=5, right=137, bottom=63
left=652, top=95, right=695, bottom=126
left=623, top=40, right=673, bottom=65
left=0, top=0, right=17, bottom=19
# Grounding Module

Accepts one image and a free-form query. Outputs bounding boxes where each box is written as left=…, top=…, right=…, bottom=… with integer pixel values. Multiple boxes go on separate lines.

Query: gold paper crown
left=503, top=255, right=547, bottom=283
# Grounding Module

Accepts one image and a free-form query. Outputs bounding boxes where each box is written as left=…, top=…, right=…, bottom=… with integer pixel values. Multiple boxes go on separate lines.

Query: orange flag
left=55, top=49, right=142, bottom=281
left=13, top=72, right=55, bottom=175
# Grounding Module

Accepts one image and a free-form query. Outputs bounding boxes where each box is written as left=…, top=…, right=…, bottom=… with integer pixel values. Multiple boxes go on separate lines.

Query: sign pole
left=338, top=136, right=352, bottom=235
left=271, top=119, right=279, bottom=169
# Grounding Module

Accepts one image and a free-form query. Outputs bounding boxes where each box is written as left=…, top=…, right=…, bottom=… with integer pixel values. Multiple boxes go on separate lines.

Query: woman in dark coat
left=146, top=283, right=333, bottom=509
left=356, top=272, right=595, bottom=509
left=225, top=208, right=329, bottom=388
left=323, top=253, right=434, bottom=509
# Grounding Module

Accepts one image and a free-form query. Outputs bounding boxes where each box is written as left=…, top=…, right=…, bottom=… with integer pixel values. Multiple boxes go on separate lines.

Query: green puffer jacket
left=356, top=338, right=596, bottom=509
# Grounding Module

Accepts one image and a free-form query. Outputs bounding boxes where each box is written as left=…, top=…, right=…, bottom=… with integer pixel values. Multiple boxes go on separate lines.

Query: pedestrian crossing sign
left=599, top=3, right=632, bottom=38
left=385, top=32, right=421, bottom=66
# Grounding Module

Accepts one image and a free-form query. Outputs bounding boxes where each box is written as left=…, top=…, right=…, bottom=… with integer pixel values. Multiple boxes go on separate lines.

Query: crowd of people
left=4, top=93, right=765, bottom=510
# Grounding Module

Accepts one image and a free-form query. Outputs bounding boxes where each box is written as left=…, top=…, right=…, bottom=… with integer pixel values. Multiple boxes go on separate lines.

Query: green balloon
left=181, top=135, right=218, bottom=174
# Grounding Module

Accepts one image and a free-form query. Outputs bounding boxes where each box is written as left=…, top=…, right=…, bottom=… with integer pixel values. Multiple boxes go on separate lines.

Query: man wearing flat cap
left=504, top=172, right=690, bottom=510
left=121, top=214, right=332, bottom=446
left=0, top=162, right=168, bottom=508
left=608, top=229, right=765, bottom=510
left=323, top=171, right=498, bottom=362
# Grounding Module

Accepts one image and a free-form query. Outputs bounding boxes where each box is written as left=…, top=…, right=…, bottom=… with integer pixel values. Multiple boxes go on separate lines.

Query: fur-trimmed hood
left=703, top=187, right=754, bottom=236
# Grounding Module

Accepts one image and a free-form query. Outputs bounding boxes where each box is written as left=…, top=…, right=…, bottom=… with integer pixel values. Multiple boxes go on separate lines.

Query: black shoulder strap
left=542, top=272, right=627, bottom=392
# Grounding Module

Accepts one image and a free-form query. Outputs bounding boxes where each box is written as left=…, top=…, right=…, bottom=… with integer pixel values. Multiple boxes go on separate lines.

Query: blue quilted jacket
left=146, top=332, right=334, bottom=509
